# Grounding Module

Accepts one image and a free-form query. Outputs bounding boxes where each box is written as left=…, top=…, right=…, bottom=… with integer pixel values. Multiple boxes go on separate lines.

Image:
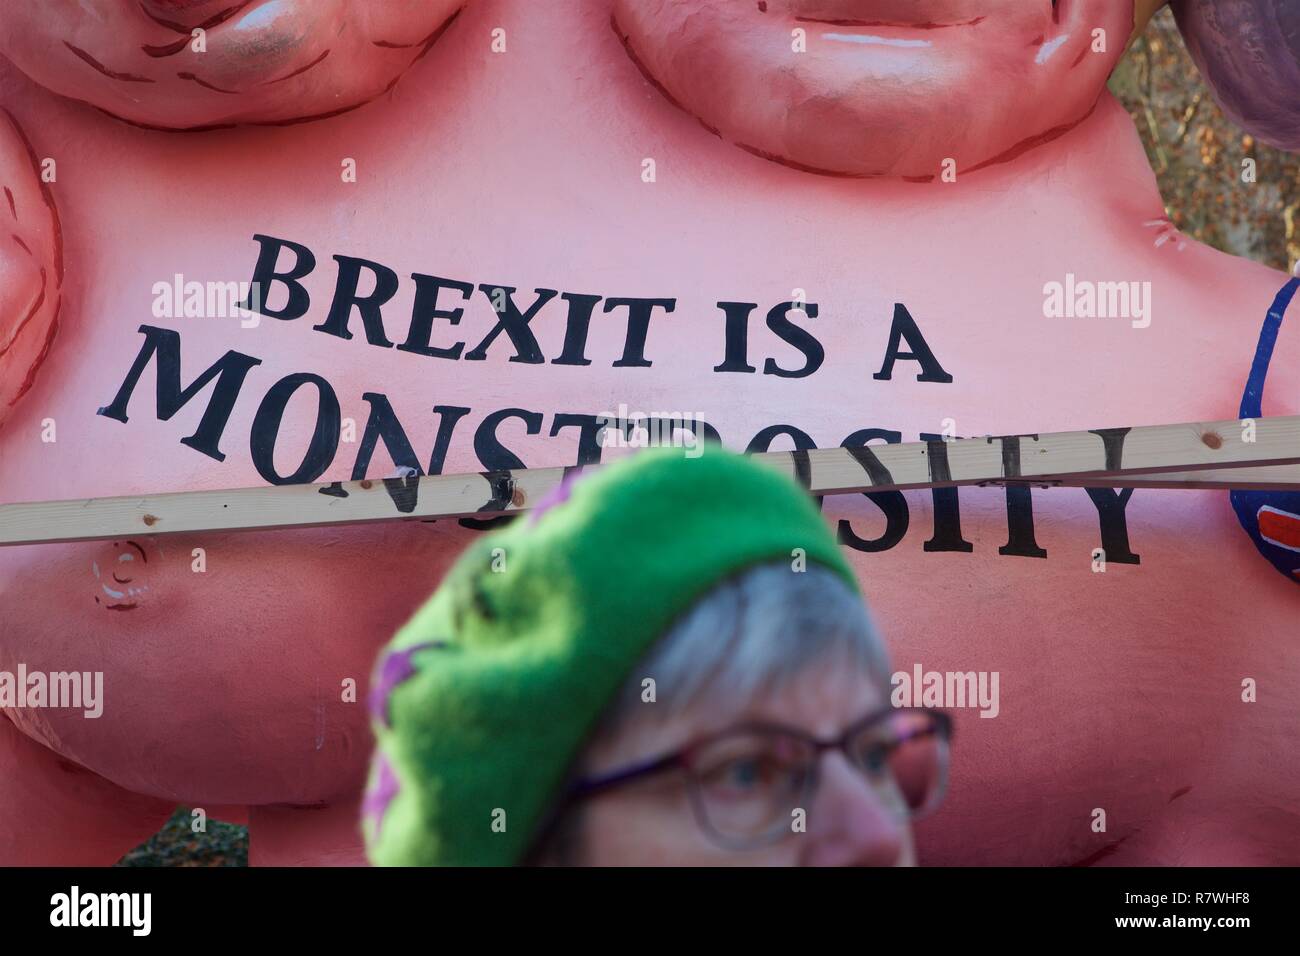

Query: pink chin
left=0, top=0, right=467, bottom=128
left=612, top=0, right=1136, bottom=178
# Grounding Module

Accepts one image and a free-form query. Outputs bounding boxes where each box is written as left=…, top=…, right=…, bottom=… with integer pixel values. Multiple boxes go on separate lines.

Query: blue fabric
left=1230, top=276, right=1300, bottom=585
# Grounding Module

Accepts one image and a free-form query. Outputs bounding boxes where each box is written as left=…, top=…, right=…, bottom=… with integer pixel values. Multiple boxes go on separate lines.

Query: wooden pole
left=1, top=414, right=1298, bottom=546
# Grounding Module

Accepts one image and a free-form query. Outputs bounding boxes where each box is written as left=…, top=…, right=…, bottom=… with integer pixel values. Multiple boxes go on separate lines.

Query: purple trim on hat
left=363, top=753, right=400, bottom=842
left=369, top=641, right=443, bottom=727
left=529, top=467, right=585, bottom=525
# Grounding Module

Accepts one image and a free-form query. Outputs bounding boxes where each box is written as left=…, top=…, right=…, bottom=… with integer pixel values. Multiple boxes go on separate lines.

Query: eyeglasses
left=567, top=706, right=952, bottom=850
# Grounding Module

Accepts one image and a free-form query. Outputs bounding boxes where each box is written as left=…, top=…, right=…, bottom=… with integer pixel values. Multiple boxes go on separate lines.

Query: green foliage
left=1112, top=9, right=1300, bottom=272
left=115, top=807, right=247, bottom=867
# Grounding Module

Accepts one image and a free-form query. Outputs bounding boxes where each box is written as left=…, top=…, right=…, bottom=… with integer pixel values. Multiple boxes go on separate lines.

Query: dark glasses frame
left=566, top=705, right=953, bottom=850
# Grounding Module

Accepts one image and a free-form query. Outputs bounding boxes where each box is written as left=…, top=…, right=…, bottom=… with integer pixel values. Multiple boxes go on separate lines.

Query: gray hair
left=526, top=561, right=889, bottom=864
left=598, top=561, right=891, bottom=738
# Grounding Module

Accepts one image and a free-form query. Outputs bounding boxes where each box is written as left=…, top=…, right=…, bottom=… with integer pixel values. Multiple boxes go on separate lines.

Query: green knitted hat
left=363, top=444, right=856, bottom=866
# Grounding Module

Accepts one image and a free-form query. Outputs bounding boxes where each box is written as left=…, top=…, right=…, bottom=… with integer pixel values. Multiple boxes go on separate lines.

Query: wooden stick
left=1052, top=464, right=1300, bottom=490
left=2, top=414, right=1298, bottom=547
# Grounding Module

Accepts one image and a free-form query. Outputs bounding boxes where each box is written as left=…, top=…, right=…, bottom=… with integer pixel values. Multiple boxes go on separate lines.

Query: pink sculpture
left=0, top=0, right=466, bottom=129
left=0, top=109, right=60, bottom=425
left=612, top=0, right=1142, bottom=177
left=1, top=0, right=1297, bottom=865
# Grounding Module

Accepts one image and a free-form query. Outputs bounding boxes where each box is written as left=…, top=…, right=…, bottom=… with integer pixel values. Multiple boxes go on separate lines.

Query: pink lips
left=140, top=0, right=229, bottom=13
left=776, top=0, right=993, bottom=24
left=780, top=0, right=982, bottom=18
left=138, top=0, right=249, bottom=31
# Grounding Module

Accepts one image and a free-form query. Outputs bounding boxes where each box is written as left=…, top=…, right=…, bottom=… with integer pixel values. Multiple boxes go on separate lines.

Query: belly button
left=90, top=539, right=153, bottom=611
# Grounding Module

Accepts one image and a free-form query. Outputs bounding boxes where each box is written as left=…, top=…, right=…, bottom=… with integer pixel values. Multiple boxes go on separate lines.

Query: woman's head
left=363, top=446, right=949, bottom=866
left=529, top=561, right=945, bottom=866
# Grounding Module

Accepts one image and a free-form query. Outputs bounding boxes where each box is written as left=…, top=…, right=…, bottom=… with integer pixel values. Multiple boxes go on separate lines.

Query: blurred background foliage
left=112, top=6, right=1295, bottom=869
left=116, top=807, right=246, bottom=867
left=1111, top=8, right=1300, bottom=273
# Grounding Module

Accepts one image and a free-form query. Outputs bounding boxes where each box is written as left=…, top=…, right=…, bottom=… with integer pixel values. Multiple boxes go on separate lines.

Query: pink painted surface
left=613, top=0, right=1135, bottom=177
left=0, top=0, right=1297, bottom=864
left=0, top=109, right=60, bottom=426
left=0, top=0, right=465, bottom=129
left=0, top=710, right=175, bottom=865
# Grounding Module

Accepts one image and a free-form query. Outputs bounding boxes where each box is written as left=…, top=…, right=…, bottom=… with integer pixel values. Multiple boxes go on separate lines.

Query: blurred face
left=612, top=0, right=1142, bottom=178
left=0, top=0, right=466, bottom=129
left=573, top=658, right=923, bottom=866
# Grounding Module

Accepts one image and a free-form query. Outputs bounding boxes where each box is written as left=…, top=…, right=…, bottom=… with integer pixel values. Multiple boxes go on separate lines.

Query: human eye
left=708, top=754, right=776, bottom=797
left=856, top=741, right=892, bottom=775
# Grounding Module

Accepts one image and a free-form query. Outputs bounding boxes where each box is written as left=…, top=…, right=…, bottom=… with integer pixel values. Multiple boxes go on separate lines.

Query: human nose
left=799, top=751, right=913, bottom=867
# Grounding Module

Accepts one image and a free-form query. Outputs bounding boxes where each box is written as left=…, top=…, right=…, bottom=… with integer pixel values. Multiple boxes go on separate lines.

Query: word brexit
left=235, top=234, right=954, bottom=380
